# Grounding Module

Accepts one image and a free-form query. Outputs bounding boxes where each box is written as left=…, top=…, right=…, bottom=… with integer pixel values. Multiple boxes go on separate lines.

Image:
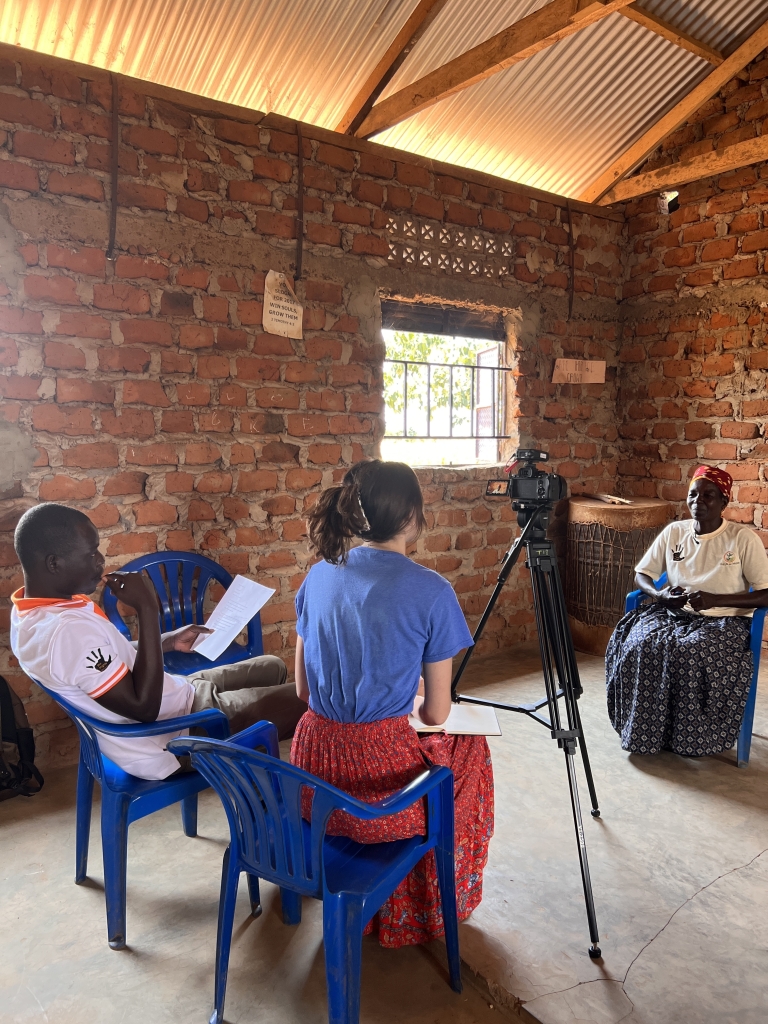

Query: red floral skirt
left=290, top=708, right=494, bottom=948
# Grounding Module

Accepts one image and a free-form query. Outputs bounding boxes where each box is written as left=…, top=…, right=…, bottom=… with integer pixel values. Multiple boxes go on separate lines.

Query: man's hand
left=685, top=590, right=719, bottom=612
left=104, top=571, right=158, bottom=612
left=657, top=585, right=687, bottom=608
left=161, top=624, right=212, bottom=652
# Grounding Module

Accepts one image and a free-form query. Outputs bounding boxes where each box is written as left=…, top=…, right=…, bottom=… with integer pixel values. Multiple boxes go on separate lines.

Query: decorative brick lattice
left=384, top=215, right=515, bottom=280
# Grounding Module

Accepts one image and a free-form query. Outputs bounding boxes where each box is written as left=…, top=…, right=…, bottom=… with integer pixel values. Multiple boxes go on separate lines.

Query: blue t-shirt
left=295, top=546, right=473, bottom=724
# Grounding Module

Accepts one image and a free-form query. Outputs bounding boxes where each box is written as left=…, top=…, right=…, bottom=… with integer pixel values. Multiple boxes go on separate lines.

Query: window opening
left=380, top=302, right=512, bottom=466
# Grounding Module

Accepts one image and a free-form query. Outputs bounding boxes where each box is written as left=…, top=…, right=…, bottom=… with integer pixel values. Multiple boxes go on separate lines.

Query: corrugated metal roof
left=0, top=0, right=764, bottom=199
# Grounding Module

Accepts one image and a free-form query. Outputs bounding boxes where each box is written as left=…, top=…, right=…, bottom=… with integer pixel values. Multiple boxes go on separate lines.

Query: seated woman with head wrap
left=606, top=466, right=768, bottom=758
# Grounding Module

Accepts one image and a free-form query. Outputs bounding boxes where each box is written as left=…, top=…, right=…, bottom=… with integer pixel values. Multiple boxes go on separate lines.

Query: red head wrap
left=690, top=465, right=732, bottom=501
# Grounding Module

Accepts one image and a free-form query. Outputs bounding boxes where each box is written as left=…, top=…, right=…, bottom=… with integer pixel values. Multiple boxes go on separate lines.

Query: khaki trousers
left=188, top=655, right=306, bottom=739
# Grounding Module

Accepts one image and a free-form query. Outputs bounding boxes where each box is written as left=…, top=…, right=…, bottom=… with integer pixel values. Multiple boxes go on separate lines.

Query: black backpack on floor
left=0, top=675, right=44, bottom=800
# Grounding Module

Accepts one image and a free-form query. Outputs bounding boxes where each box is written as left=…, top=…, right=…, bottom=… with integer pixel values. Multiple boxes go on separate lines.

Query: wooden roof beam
left=354, top=0, right=637, bottom=139
left=601, top=135, right=768, bottom=204
left=620, top=4, right=724, bottom=65
left=580, top=17, right=768, bottom=205
left=335, top=0, right=448, bottom=135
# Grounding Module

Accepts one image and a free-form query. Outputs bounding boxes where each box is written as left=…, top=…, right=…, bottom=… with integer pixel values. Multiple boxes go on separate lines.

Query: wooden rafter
left=601, top=135, right=768, bottom=205
left=354, top=0, right=637, bottom=139
left=620, top=4, right=724, bottom=65
left=335, top=0, right=448, bottom=135
left=579, top=18, right=768, bottom=205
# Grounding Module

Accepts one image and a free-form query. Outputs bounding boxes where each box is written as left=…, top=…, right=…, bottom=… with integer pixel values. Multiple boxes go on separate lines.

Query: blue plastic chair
left=102, top=551, right=263, bottom=675
left=624, top=572, right=766, bottom=767
left=168, top=725, right=462, bottom=1024
left=33, top=679, right=236, bottom=949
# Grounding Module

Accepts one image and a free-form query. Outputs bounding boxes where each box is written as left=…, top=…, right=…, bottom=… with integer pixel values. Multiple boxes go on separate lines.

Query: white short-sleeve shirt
left=635, top=520, right=768, bottom=617
left=10, top=590, right=194, bottom=779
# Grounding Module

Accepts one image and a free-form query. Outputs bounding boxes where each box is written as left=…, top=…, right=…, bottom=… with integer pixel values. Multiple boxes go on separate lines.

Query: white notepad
left=408, top=702, right=501, bottom=736
left=190, top=575, right=275, bottom=661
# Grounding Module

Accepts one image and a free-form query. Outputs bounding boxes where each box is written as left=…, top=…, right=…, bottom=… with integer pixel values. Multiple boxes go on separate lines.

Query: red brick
left=0, top=375, right=42, bottom=400
left=118, top=181, right=167, bottom=210
left=202, top=295, right=229, bottom=322
left=180, top=324, right=214, bottom=349
left=85, top=142, right=139, bottom=175
left=100, top=409, right=156, bottom=438
left=107, top=533, right=157, bottom=556
left=13, top=131, right=75, bottom=164
left=351, top=233, right=388, bottom=256
left=47, top=244, right=106, bottom=276
left=86, top=503, right=120, bottom=528
left=56, top=379, right=114, bottom=404
left=228, top=179, right=271, bottom=204
left=254, top=387, right=300, bottom=409
left=721, top=422, right=759, bottom=439
left=39, top=476, right=96, bottom=500
left=701, top=354, right=734, bottom=376
left=134, top=500, right=178, bottom=526
left=1, top=95, right=54, bottom=131
left=123, top=444, right=177, bottom=466
left=332, top=202, right=370, bottom=225
left=122, top=125, right=177, bottom=155
left=238, top=470, right=279, bottom=491
left=252, top=155, right=292, bottom=182
left=306, top=221, right=341, bottom=246
left=94, top=283, right=150, bottom=313
left=47, top=170, right=104, bottom=201
left=701, top=443, right=737, bottom=460
left=723, top=257, right=758, bottom=279
left=304, top=166, right=337, bottom=192
left=62, top=443, right=119, bottom=468
left=103, top=471, right=147, bottom=495
left=177, top=382, right=211, bottom=405
left=351, top=179, right=384, bottom=206
left=114, top=255, right=169, bottom=280
left=741, top=229, right=768, bottom=253
left=195, top=471, right=232, bottom=494
left=446, top=202, right=478, bottom=226
left=43, top=341, right=85, bottom=368
left=32, top=405, right=94, bottom=435
left=197, top=354, right=230, bottom=378
left=122, top=380, right=171, bottom=406
left=0, top=307, right=42, bottom=335
left=176, top=267, right=210, bottom=288
left=118, top=319, right=174, bottom=346
left=60, top=105, right=110, bottom=138
left=176, top=196, right=209, bottom=222
left=255, top=211, right=295, bottom=238
left=663, top=246, right=696, bottom=267
left=214, top=120, right=261, bottom=146
left=385, top=185, right=411, bottom=210
left=24, top=274, right=81, bottom=305
left=407, top=194, right=441, bottom=221
left=482, top=209, right=512, bottom=233
left=317, top=143, right=355, bottom=171
left=97, top=347, right=150, bottom=373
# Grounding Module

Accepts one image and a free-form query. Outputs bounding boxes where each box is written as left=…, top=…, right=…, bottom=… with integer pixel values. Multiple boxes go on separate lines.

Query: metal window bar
left=384, top=358, right=512, bottom=439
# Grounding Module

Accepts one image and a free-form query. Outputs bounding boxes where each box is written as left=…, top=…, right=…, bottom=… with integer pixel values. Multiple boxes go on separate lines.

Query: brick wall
left=0, top=44, right=623, bottom=768
left=618, top=51, right=768, bottom=551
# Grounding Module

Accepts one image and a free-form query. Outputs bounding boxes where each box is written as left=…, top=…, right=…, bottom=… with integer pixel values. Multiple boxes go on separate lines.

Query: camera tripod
left=452, top=501, right=602, bottom=960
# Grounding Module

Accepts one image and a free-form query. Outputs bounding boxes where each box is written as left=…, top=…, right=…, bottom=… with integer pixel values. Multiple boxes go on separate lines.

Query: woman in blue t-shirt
left=291, top=459, right=494, bottom=949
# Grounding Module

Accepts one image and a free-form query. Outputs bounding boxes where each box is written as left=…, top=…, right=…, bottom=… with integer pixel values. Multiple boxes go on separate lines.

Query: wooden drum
left=565, top=497, right=672, bottom=656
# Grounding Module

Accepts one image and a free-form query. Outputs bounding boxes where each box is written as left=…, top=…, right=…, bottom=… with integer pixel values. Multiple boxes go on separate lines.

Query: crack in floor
left=511, top=847, right=768, bottom=1023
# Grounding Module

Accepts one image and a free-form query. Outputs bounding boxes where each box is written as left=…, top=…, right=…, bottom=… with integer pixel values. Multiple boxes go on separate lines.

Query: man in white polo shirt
left=10, top=503, right=305, bottom=780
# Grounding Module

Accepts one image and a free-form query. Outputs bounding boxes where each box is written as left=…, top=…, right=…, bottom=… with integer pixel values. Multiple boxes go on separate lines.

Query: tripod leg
left=571, top=698, right=600, bottom=817
left=564, top=748, right=602, bottom=960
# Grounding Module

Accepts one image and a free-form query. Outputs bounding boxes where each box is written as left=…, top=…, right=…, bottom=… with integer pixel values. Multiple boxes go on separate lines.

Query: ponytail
left=307, top=460, right=426, bottom=564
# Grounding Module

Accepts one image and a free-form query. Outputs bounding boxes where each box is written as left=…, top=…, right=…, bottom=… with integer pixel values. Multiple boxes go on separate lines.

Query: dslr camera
left=487, top=449, right=567, bottom=527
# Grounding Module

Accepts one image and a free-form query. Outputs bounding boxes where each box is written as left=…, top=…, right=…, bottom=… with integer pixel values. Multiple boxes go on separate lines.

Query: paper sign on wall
left=263, top=270, right=303, bottom=339
left=552, top=358, right=606, bottom=384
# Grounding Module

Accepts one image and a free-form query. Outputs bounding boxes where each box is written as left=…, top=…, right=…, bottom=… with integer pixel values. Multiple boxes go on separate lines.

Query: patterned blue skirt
left=606, top=605, right=753, bottom=756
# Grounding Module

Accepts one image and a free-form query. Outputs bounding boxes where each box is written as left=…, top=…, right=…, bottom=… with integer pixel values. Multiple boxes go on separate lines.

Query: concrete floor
left=1, top=646, right=767, bottom=1024
left=458, top=646, right=768, bottom=1024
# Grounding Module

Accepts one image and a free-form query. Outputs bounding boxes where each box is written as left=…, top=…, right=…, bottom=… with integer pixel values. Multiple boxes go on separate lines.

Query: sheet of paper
left=263, top=269, right=303, bottom=339
left=191, top=575, right=275, bottom=661
left=551, top=358, right=606, bottom=384
left=408, top=702, right=501, bottom=736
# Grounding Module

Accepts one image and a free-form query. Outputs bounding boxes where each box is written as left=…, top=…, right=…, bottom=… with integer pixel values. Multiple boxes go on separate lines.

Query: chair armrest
left=625, top=572, right=668, bottom=614
left=88, top=708, right=229, bottom=740
left=333, top=765, right=454, bottom=820
left=229, top=720, right=280, bottom=757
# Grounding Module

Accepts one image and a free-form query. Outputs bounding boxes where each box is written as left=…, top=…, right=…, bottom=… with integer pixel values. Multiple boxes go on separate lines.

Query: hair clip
left=357, top=492, right=371, bottom=532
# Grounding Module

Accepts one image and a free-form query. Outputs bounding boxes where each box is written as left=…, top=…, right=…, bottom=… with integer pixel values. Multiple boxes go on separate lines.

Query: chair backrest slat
left=187, top=742, right=356, bottom=897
